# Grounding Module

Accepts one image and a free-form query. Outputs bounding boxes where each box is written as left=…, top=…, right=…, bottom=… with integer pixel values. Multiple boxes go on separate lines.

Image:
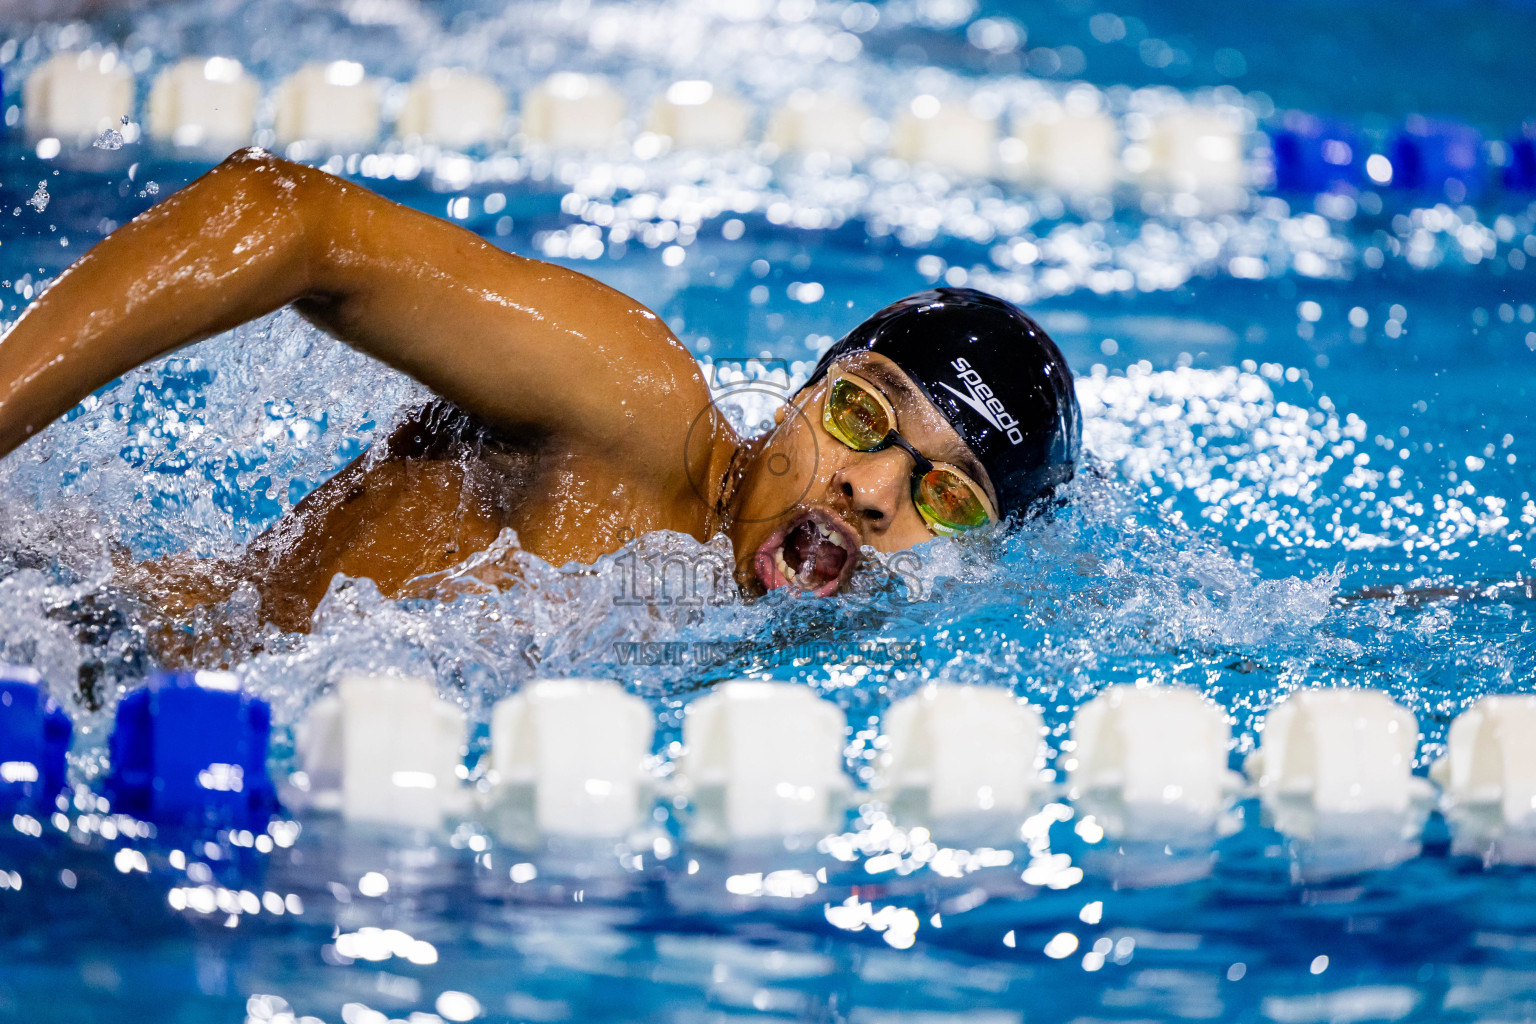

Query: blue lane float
left=106, top=669, right=278, bottom=829
left=1388, top=116, right=1486, bottom=202
left=1270, top=113, right=1365, bottom=193
left=0, top=666, right=71, bottom=811
left=1507, top=122, right=1536, bottom=191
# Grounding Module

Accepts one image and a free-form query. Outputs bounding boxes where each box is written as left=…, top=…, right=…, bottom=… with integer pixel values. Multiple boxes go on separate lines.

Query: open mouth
left=753, top=507, right=862, bottom=597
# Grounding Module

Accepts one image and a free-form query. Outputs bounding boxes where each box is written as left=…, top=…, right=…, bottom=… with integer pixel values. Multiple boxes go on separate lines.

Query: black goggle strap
left=881, top=430, right=934, bottom=476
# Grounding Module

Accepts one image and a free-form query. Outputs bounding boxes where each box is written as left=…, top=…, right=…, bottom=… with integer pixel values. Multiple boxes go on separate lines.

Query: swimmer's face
left=727, top=351, right=998, bottom=596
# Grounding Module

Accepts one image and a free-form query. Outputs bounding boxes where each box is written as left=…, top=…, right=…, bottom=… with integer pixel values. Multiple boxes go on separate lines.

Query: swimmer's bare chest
left=240, top=402, right=697, bottom=631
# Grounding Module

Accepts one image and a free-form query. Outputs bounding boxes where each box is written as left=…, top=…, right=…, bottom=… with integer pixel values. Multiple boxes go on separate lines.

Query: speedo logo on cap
left=939, top=358, right=1025, bottom=445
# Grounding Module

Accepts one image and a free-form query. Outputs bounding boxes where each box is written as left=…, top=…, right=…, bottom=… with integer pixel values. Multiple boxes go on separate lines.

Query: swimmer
left=0, top=149, right=1079, bottom=635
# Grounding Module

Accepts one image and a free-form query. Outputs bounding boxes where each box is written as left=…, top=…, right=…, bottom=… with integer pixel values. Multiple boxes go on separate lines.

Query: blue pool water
left=2, top=0, right=1536, bottom=1020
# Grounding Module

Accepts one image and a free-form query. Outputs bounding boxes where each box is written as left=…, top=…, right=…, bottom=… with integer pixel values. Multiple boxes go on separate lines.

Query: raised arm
left=0, top=149, right=714, bottom=481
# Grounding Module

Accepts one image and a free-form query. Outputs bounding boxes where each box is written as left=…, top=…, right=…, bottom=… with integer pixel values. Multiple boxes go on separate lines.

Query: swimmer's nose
left=831, top=449, right=912, bottom=536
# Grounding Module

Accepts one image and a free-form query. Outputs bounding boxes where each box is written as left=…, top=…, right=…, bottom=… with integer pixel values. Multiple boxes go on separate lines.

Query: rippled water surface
left=2, top=0, right=1535, bottom=1020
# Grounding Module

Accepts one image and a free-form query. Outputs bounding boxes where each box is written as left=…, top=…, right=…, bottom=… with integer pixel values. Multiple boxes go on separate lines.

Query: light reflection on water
left=11, top=797, right=1536, bottom=1022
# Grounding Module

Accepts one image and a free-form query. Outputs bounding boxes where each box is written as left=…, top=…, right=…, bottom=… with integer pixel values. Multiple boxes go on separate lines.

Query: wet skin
left=0, top=149, right=993, bottom=633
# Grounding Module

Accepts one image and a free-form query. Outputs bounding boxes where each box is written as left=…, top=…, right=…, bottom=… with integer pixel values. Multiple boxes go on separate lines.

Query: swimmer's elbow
left=215, top=145, right=327, bottom=181
left=205, top=147, right=351, bottom=292
left=212, top=146, right=305, bottom=191
left=211, top=147, right=340, bottom=209
left=217, top=145, right=281, bottom=169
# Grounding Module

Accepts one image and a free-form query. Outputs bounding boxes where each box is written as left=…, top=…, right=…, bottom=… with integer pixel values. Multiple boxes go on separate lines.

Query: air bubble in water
left=93, top=129, right=125, bottom=151
left=25, top=182, right=49, bottom=213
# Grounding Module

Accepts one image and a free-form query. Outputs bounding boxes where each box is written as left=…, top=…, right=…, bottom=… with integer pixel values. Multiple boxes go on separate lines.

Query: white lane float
left=483, top=678, right=655, bottom=843
left=675, top=681, right=850, bottom=845
left=891, top=94, right=998, bottom=178
left=1432, top=695, right=1536, bottom=864
left=272, top=61, right=383, bottom=148
left=521, top=72, right=627, bottom=149
left=397, top=69, right=507, bottom=149
left=1005, top=99, right=1121, bottom=193
left=1069, top=684, right=1240, bottom=839
left=765, top=89, right=881, bottom=160
left=25, top=51, right=136, bottom=144
left=1247, top=687, right=1433, bottom=876
left=1065, top=685, right=1241, bottom=887
left=879, top=684, right=1048, bottom=838
left=148, top=57, right=259, bottom=150
left=292, top=674, right=466, bottom=828
left=1137, top=107, right=1248, bottom=194
left=646, top=80, right=752, bottom=151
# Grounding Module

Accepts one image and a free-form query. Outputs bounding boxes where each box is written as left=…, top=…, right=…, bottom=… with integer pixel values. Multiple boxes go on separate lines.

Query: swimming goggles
left=821, top=371, right=999, bottom=536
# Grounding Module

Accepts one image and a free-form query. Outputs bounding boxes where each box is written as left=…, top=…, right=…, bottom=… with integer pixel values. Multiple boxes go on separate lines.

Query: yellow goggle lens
left=914, top=467, right=993, bottom=534
left=823, top=375, right=892, bottom=451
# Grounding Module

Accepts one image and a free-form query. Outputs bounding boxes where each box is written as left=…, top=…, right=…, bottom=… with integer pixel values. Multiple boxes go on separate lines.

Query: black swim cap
left=808, top=287, right=1080, bottom=520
